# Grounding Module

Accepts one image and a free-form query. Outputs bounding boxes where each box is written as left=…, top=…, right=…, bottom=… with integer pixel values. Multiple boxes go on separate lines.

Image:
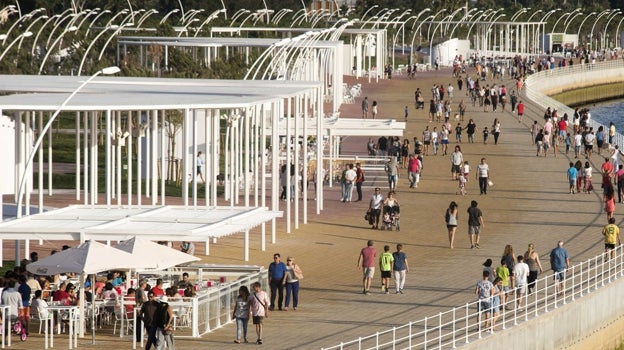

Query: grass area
left=0, top=260, right=16, bottom=276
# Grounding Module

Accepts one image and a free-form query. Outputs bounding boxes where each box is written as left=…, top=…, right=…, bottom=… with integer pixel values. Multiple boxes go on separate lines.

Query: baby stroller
left=12, top=317, right=27, bottom=341
left=381, top=205, right=400, bottom=231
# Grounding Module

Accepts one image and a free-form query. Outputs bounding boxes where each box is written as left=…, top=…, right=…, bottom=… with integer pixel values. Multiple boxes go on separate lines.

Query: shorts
left=516, top=284, right=527, bottom=295
left=196, top=166, right=202, bottom=175
left=441, top=139, right=449, bottom=145
left=469, top=225, right=481, bottom=235
left=501, top=285, right=510, bottom=293
left=387, top=175, right=397, bottom=183
left=452, top=164, right=461, bottom=173
left=252, top=316, right=264, bottom=324
left=363, top=267, right=375, bottom=279
left=478, top=300, right=491, bottom=312
left=586, top=145, right=593, bottom=151
left=381, top=270, right=392, bottom=278
left=559, top=130, right=566, bottom=138
left=19, top=306, right=30, bottom=319
left=605, top=243, right=616, bottom=250
left=447, top=225, right=457, bottom=230
left=554, top=270, right=566, bottom=281
left=569, top=179, right=576, bottom=186
left=424, top=141, right=431, bottom=145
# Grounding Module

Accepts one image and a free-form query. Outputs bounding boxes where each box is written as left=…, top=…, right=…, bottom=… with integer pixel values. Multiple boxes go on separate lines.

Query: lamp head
left=0, top=34, right=7, bottom=41
left=100, top=66, right=121, bottom=75
left=67, top=26, right=78, bottom=32
left=22, top=31, right=33, bottom=38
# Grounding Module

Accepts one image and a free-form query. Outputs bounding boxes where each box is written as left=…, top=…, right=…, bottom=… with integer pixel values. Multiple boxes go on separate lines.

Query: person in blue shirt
left=567, top=162, right=578, bottom=194
left=550, top=241, right=570, bottom=296
left=268, top=253, right=287, bottom=311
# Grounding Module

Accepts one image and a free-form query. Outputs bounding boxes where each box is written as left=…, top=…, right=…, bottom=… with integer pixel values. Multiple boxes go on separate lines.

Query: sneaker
left=396, top=291, right=400, bottom=294
left=399, top=289, right=404, bottom=294
left=365, top=290, right=371, bottom=295
left=475, top=243, right=481, bottom=248
left=385, top=290, right=390, bottom=294
left=257, top=339, right=263, bottom=345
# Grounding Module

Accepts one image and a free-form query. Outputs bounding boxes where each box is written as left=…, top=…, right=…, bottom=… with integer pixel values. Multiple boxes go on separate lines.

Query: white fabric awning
left=276, top=117, right=406, bottom=137
left=0, top=205, right=281, bottom=261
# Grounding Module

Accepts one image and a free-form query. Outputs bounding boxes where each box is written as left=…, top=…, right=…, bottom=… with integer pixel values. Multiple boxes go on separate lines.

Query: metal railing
left=321, top=246, right=624, bottom=350
left=524, top=59, right=624, bottom=149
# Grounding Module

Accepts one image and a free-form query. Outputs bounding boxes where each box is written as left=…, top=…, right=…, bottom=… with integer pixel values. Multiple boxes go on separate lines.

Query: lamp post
left=17, top=15, right=47, bottom=50
left=602, top=11, right=621, bottom=50
left=273, top=9, right=293, bottom=25
left=0, top=31, right=32, bottom=62
left=563, top=12, right=584, bottom=35
left=449, top=8, right=477, bottom=40
left=361, top=5, right=379, bottom=22
left=177, top=18, right=199, bottom=37
left=85, top=9, right=112, bottom=37
left=2, top=11, right=35, bottom=46
left=553, top=8, right=580, bottom=33
left=616, top=17, right=624, bottom=51
left=193, top=9, right=226, bottom=37
left=38, top=25, right=78, bottom=74
left=16, top=66, right=122, bottom=218
left=31, top=14, right=60, bottom=56
left=159, top=9, right=179, bottom=25
left=184, top=9, right=205, bottom=25
left=78, top=25, right=118, bottom=75
left=538, top=9, right=561, bottom=54
left=590, top=10, right=613, bottom=50
left=97, top=23, right=134, bottom=61
left=136, top=9, right=158, bottom=28
left=511, top=8, right=530, bottom=22
left=46, top=13, right=79, bottom=49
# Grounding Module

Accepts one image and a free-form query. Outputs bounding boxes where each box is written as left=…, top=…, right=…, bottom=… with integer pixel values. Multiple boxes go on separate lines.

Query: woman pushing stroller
left=381, top=192, right=400, bottom=231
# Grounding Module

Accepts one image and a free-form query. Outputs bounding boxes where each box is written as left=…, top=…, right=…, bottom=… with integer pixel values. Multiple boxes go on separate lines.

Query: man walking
left=357, top=240, right=377, bottom=295
left=467, top=200, right=485, bottom=249
left=567, top=162, right=578, bottom=194
left=407, top=154, right=421, bottom=189
left=140, top=291, right=165, bottom=350
left=355, top=163, right=365, bottom=201
left=362, top=97, right=369, bottom=118
left=550, top=241, right=570, bottom=297
left=268, top=253, right=287, bottom=311
left=392, top=244, right=409, bottom=294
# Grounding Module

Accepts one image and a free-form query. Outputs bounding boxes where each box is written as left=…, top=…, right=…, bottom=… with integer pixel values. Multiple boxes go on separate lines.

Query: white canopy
left=114, top=236, right=200, bottom=270
left=26, top=240, right=138, bottom=276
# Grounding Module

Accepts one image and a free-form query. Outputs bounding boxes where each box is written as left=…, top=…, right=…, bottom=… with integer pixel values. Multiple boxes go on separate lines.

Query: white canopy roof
left=0, top=205, right=281, bottom=241
left=277, top=117, right=406, bottom=136
left=114, top=236, right=200, bottom=270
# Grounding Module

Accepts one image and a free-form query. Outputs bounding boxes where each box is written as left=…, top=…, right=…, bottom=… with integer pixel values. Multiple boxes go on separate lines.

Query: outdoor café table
left=0, top=305, right=10, bottom=348
left=48, top=304, right=78, bottom=349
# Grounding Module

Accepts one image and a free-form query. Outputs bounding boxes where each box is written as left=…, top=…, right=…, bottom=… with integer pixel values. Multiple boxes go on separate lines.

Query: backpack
left=445, top=210, right=450, bottom=223
left=385, top=163, right=391, bottom=174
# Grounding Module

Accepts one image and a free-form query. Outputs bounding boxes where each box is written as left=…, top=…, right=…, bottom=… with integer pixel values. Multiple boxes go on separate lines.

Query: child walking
left=379, top=245, right=394, bottom=294
left=483, top=127, right=489, bottom=144
left=233, top=286, right=251, bottom=343
left=249, top=282, right=270, bottom=344
left=457, top=174, right=467, bottom=195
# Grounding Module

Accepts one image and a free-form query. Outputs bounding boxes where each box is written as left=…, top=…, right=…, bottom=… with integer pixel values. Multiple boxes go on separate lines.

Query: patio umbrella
left=114, top=236, right=200, bottom=270
left=27, top=240, right=141, bottom=344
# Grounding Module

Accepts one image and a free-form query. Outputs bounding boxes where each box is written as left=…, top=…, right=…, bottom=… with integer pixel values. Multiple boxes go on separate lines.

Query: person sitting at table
left=109, top=271, right=125, bottom=287
left=52, top=282, right=71, bottom=304
left=102, top=282, right=119, bottom=312
left=177, top=272, right=191, bottom=289
left=151, top=278, right=165, bottom=298
left=31, top=289, right=50, bottom=320
left=163, top=287, right=181, bottom=302
left=183, top=286, right=196, bottom=298
left=124, top=288, right=136, bottom=318
left=65, top=283, right=78, bottom=306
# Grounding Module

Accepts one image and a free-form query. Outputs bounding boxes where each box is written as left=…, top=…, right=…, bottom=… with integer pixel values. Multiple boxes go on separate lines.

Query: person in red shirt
left=517, top=101, right=525, bottom=122
left=151, top=278, right=165, bottom=297
left=602, top=157, right=614, bottom=188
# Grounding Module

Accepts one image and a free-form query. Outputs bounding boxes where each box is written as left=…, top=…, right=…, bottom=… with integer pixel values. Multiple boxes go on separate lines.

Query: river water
left=587, top=99, right=624, bottom=132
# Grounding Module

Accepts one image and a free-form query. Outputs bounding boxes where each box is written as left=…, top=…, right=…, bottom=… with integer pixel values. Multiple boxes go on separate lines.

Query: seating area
left=342, top=83, right=363, bottom=104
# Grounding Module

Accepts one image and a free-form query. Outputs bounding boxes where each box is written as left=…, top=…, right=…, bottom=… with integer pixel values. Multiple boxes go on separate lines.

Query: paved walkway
left=2, top=67, right=612, bottom=349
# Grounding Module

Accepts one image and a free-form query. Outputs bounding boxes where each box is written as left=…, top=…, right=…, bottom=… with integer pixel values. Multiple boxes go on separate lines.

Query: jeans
left=479, top=177, right=488, bottom=194
left=408, top=171, right=419, bottom=187
left=393, top=270, right=406, bottom=291
left=145, top=326, right=165, bottom=350
left=341, top=182, right=348, bottom=201
left=346, top=182, right=354, bottom=201
left=236, top=317, right=249, bottom=340
left=269, top=278, right=284, bottom=309
left=356, top=182, right=363, bottom=201
left=285, top=281, right=300, bottom=308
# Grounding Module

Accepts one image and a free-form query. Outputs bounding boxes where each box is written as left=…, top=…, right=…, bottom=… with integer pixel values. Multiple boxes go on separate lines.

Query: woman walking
left=445, top=202, right=459, bottom=249
left=477, top=158, right=490, bottom=195
left=492, top=118, right=501, bottom=145
left=232, top=286, right=251, bottom=343
left=284, top=257, right=303, bottom=311
left=523, top=243, right=543, bottom=294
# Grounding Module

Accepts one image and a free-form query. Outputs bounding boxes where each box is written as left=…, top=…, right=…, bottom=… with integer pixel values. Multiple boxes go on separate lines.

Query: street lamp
left=177, top=18, right=199, bottom=37
left=194, top=9, right=226, bottom=37
left=361, top=5, right=379, bottom=22
left=31, top=14, right=60, bottom=55
left=563, top=12, right=584, bottom=35
left=602, top=11, right=622, bottom=50
left=511, top=8, right=530, bottom=22
left=78, top=25, right=119, bottom=75
left=273, top=9, right=293, bottom=25
left=17, top=15, right=47, bottom=50
left=526, top=9, right=543, bottom=23
left=577, top=12, right=597, bottom=47
left=97, top=23, right=134, bottom=61
left=85, top=9, right=112, bottom=37
left=159, top=9, right=179, bottom=25
left=616, top=17, right=624, bottom=51
left=16, top=66, right=122, bottom=218
left=38, top=25, right=78, bottom=74
left=590, top=10, right=613, bottom=50
left=0, top=31, right=32, bottom=62
left=136, top=9, right=159, bottom=28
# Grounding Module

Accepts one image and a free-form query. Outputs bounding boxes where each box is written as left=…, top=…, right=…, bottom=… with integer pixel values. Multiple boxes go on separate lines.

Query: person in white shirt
left=513, top=255, right=530, bottom=309
left=368, top=188, right=384, bottom=229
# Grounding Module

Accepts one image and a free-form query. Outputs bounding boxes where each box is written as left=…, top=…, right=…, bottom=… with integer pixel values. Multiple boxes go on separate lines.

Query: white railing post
left=545, top=273, right=550, bottom=312
left=451, top=308, right=456, bottom=349
left=408, top=321, right=413, bottom=349
left=587, top=258, right=592, bottom=295
left=438, top=312, right=443, bottom=349
left=424, top=317, right=428, bottom=349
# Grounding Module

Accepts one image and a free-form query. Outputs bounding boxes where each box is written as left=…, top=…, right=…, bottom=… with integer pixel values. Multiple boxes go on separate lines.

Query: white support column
left=302, top=94, right=308, bottom=224
left=106, top=110, right=112, bottom=206
left=211, top=109, right=219, bottom=207
left=137, top=112, right=143, bottom=207
left=205, top=109, right=210, bottom=207
left=271, top=102, right=280, bottom=245
left=244, top=229, right=249, bottom=261
left=83, top=112, right=89, bottom=205
left=316, top=87, right=323, bottom=214
left=244, top=108, right=250, bottom=207
left=253, top=106, right=259, bottom=207
left=47, top=113, right=52, bottom=197
left=160, top=111, right=166, bottom=205
left=192, top=109, right=198, bottom=207
left=286, top=97, right=292, bottom=234
left=182, top=108, right=190, bottom=206
left=25, top=112, right=31, bottom=214
left=91, top=111, right=98, bottom=205
left=75, top=111, right=80, bottom=201
left=151, top=109, right=158, bottom=205
left=116, top=111, right=122, bottom=206
left=261, top=104, right=267, bottom=252
left=294, top=97, right=300, bottom=230
left=127, top=111, right=133, bottom=206
left=38, top=112, right=44, bottom=211
left=145, top=112, right=151, bottom=199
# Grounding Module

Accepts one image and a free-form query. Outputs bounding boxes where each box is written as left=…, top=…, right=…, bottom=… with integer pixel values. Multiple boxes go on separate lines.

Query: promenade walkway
left=1, top=67, right=612, bottom=349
